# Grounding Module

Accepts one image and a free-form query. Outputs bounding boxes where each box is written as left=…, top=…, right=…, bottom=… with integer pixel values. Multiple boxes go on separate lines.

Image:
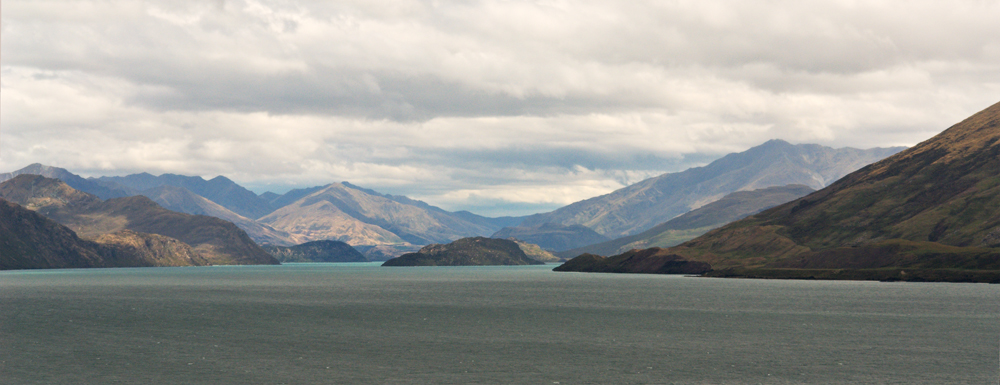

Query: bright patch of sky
left=2, top=0, right=999, bottom=216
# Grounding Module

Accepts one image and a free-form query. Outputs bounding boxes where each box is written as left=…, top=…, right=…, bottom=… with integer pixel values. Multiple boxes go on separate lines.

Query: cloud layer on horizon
left=3, top=0, right=999, bottom=216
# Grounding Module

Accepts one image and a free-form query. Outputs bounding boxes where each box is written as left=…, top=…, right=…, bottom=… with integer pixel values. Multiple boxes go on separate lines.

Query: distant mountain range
left=1, top=139, right=902, bottom=260
left=557, top=184, right=816, bottom=258
left=97, top=173, right=275, bottom=219
left=557, top=101, right=1000, bottom=283
left=520, top=140, right=904, bottom=239
left=1, top=165, right=513, bottom=249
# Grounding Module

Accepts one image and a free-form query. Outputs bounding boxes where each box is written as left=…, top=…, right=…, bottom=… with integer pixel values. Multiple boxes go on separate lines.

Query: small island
left=382, top=237, right=545, bottom=266
left=263, top=240, right=368, bottom=263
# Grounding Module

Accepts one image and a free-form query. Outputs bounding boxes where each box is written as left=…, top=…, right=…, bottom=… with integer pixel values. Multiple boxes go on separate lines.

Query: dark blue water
left=2, top=263, right=998, bottom=384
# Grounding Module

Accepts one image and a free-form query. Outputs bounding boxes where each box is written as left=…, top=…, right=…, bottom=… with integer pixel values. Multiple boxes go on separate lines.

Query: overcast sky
left=2, top=0, right=999, bottom=216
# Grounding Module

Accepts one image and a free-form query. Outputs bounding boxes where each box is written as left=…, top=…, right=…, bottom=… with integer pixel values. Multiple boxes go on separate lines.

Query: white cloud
left=2, top=0, right=999, bottom=216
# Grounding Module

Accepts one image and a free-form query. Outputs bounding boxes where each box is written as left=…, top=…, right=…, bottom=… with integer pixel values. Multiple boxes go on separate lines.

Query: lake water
left=1, top=263, right=998, bottom=384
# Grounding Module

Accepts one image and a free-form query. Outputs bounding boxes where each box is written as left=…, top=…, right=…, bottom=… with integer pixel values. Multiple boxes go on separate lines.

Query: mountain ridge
left=557, top=184, right=815, bottom=258
left=520, top=140, right=904, bottom=238
left=556, top=101, right=1000, bottom=283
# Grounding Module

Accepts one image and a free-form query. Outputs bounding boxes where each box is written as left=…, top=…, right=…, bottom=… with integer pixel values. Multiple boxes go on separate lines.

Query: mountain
left=98, top=173, right=274, bottom=219
left=263, top=240, right=368, bottom=263
left=521, top=140, right=904, bottom=238
left=557, top=184, right=815, bottom=258
left=0, top=163, right=132, bottom=199
left=1, top=198, right=210, bottom=269
left=139, top=185, right=297, bottom=246
left=491, top=223, right=610, bottom=251
left=557, top=101, right=1000, bottom=283
left=382, top=237, right=545, bottom=266
left=258, top=182, right=501, bottom=246
left=0, top=175, right=279, bottom=266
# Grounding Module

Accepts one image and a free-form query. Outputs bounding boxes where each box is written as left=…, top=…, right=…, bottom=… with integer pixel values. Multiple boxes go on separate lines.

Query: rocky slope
left=382, top=237, right=545, bottom=266
left=557, top=101, right=1000, bottom=283
left=557, top=184, right=815, bottom=258
left=521, top=140, right=903, bottom=238
left=263, top=240, right=368, bottom=263
left=0, top=175, right=278, bottom=266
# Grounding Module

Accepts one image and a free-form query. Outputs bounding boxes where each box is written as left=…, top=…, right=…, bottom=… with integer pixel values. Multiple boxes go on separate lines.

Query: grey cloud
left=2, top=0, right=1000, bottom=215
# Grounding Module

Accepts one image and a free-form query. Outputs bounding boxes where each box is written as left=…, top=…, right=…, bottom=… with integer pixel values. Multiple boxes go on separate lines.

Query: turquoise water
left=1, top=263, right=998, bottom=384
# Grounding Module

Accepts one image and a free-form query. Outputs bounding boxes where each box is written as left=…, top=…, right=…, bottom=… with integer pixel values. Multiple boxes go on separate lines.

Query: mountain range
left=557, top=101, right=1000, bottom=283
left=2, top=139, right=902, bottom=261
left=519, top=140, right=904, bottom=239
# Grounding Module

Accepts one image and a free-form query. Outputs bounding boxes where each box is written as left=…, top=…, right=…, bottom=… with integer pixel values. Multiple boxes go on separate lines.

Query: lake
left=1, top=263, right=998, bottom=384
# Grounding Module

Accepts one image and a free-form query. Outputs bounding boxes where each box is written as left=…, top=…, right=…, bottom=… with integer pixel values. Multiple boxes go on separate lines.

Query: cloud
left=2, top=0, right=1000, bottom=216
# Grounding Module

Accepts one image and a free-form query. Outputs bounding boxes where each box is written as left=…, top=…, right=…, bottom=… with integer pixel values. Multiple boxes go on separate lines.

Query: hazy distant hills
left=557, top=184, right=815, bottom=258
left=0, top=175, right=278, bottom=266
left=491, top=223, right=610, bottom=251
left=559, top=101, right=1000, bottom=283
left=1, top=139, right=901, bottom=256
left=98, top=173, right=274, bottom=219
left=520, top=140, right=904, bottom=238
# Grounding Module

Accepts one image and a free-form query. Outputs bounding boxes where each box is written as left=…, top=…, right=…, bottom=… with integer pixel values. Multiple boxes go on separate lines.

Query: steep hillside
left=558, top=184, right=814, bottom=258
left=1, top=175, right=278, bottom=266
left=491, top=223, right=610, bottom=251
left=263, top=240, right=368, bottom=263
left=98, top=173, right=274, bottom=219
left=1, top=198, right=106, bottom=269
left=521, top=140, right=903, bottom=238
left=1, top=198, right=210, bottom=269
left=558, top=101, right=1000, bottom=283
left=140, top=185, right=296, bottom=245
left=382, top=237, right=545, bottom=266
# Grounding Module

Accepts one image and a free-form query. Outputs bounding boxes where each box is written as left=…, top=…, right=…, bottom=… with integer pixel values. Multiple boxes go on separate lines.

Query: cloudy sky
left=2, top=0, right=999, bottom=216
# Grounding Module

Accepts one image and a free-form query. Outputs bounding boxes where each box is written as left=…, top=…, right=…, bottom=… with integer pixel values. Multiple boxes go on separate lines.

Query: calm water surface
left=1, top=263, right=998, bottom=384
